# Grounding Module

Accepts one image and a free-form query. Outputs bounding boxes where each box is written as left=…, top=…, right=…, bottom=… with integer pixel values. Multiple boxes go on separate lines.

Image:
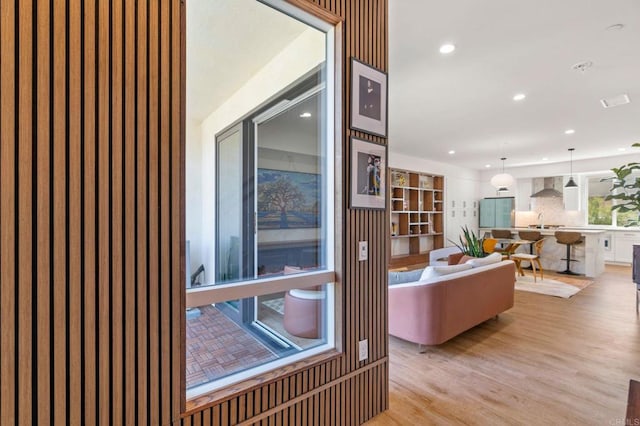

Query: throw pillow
left=466, top=252, right=502, bottom=267
left=457, top=255, right=475, bottom=265
left=283, top=265, right=302, bottom=275
left=420, top=263, right=473, bottom=281
left=447, top=252, right=465, bottom=265
left=388, top=269, right=424, bottom=286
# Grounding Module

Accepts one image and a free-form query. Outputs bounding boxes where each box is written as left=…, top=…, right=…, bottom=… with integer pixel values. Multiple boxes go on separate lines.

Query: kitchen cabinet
left=479, top=197, right=515, bottom=228
left=516, top=179, right=532, bottom=211
left=613, top=231, right=640, bottom=263
left=602, top=233, right=614, bottom=262
left=563, top=176, right=581, bottom=211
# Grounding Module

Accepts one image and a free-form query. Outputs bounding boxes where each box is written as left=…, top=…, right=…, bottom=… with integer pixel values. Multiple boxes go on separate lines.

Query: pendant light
left=490, top=157, right=515, bottom=192
left=565, top=148, right=578, bottom=188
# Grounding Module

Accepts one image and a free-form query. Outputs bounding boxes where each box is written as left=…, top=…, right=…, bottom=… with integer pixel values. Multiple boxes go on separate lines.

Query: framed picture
left=350, top=58, right=388, bottom=137
left=350, top=137, right=387, bottom=209
left=257, top=169, right=321, bottom=229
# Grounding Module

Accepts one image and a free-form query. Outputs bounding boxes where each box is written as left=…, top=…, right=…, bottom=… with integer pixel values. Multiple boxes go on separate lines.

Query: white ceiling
left=186, top=0, right=308, bottom=121
left=389, top=0, right=640, bottom=171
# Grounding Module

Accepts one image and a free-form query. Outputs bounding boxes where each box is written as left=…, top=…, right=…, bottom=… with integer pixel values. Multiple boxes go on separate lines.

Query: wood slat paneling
left=52, top=0, right=68, bottom=423
left=0, top=0, right=387, bottom=424
left=0, top=1, right=17, bottom=423
left=36, top=0, right=52, bottom=423
left=123, top=0, right=137, bottom=423
left=17, top=1, right=34, bottom=423
left=68, top=0, right=83, bottom=423
left=97, top=0, right=111, bottom=422
left=82, top=0, right=98, bottom=421
left=136, top=0, right=150, bottom=423
left=1, top=0, right=183, bottom=422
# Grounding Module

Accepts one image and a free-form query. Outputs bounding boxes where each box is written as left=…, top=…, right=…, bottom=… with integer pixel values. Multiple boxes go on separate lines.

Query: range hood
left=530, top=177, right=563, bottom=198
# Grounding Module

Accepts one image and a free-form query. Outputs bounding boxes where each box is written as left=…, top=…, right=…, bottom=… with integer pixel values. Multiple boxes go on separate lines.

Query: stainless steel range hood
left=530, top=177, right=563, bottom=198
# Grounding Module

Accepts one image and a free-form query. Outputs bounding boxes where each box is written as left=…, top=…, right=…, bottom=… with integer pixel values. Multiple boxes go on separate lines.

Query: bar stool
left=518, top=230, right=542, bottom=269
left=555, top=231, right=583, bottom=275
left=492, top=229, right=512, bottom=250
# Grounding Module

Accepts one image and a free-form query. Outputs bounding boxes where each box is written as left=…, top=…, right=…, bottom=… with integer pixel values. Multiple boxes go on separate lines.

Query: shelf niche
left=389, top=169, right=444, bottom=268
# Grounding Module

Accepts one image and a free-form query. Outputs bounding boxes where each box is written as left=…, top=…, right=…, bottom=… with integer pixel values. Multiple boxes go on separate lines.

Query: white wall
left=185, top=118, right=203, bottom=276
left=186, top=28, right=325, bottom=282
left=389, top=151, right=482, bottom=245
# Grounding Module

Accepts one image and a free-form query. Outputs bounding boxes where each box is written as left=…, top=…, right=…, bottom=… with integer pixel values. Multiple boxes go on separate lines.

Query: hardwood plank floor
left=367, top=264, right=640, bottom=425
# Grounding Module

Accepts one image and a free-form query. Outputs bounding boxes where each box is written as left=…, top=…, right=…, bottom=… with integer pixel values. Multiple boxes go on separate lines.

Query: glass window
left=185, top=0, right=337, bottom=397
left=587, top=177, right=612, bottom=225
left=587, top=174, right=639, bottom=226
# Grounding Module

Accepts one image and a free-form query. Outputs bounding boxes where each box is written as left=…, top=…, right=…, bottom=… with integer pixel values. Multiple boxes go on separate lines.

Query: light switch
left=358, top=339, right=368, bottom=361
left=358, top=241, right=368, bottom=261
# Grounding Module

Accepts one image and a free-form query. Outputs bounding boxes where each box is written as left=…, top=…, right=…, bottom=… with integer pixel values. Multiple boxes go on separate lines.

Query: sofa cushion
left=466, top=252, right=502, bottom=268
left=420, top=263, right=473, bottom=281
left=389, top=269, right=424, bottom=286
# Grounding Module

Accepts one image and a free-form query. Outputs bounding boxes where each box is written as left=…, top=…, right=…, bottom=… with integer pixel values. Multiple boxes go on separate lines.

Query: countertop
left=482, top=227, right=607, bottom=235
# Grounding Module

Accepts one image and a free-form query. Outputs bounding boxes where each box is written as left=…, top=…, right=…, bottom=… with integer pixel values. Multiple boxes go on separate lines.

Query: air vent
left=600, top=93, right=631, bottom=108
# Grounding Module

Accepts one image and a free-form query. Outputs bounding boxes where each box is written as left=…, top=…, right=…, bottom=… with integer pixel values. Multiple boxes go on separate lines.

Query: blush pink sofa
left=388, top=260, right=516, bottom=346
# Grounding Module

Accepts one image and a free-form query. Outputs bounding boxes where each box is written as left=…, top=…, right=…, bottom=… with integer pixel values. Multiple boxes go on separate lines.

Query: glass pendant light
left=490, top=157, right=515, bottom=192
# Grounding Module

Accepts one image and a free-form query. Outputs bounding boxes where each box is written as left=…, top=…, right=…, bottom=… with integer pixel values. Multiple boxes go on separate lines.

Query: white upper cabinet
left=516, top=179, right=532, bottom=211
left=563, top=176, right=581, bottom=211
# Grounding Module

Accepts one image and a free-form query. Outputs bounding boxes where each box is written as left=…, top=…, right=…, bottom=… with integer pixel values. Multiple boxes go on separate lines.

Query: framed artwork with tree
left=257, top=169, right=321, bottom=229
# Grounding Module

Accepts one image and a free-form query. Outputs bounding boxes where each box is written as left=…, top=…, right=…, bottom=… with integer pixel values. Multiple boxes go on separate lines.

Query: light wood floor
left=367, top=264, right=640, bottom=425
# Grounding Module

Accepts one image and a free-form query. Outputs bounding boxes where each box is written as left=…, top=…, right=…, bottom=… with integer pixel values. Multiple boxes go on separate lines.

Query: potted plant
left=602, top=143, right=640, bottom=227
left=449, top=225, right=486, bottom=257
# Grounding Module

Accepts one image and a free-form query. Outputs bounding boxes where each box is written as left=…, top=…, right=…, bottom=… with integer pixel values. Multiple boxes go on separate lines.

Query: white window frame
left=585, top=173, right=639, bottom=228
left=185, top=0, right=342, bottom=399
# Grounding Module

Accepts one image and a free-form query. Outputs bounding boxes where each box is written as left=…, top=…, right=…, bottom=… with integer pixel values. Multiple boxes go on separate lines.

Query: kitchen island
left=480, top=227, right=605, bottom=277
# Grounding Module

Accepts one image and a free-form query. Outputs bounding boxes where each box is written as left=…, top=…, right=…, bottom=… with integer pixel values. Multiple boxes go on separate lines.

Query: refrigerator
left=479, top=197, right=515, bottom=228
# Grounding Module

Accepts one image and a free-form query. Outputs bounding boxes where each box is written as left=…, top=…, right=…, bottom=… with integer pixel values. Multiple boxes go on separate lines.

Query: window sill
left=182, top=349, right=342, bottom=416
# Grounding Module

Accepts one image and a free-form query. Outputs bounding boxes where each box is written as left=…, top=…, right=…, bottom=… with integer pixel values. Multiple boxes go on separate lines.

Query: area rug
left=515, top=274, right=593, bottom=298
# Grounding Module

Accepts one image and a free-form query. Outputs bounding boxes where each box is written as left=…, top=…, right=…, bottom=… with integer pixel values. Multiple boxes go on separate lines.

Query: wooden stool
left=555, top=231, right=582, bottom=275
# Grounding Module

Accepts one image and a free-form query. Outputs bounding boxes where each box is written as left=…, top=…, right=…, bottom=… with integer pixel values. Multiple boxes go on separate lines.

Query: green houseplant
left=602, top=143, right=640, bottom=227
left=449, top=225, right=486, bottom=257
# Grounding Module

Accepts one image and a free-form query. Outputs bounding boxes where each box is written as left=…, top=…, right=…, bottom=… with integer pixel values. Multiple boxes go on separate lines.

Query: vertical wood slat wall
left=180, top=0, right=390, bottom=424
left=0, top=0, right=388, bottom=424
left=0, top=0, right=182, bottom=424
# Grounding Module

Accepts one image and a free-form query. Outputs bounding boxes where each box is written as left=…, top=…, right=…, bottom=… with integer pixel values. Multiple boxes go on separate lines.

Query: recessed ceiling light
left=513, top=93, right=526, bottom=101
left=618, top=148, right=626, bottom=152
left=542, top=157, right=549, bottom=161
left=439, top=44, right=456, bottom=54
left=448, top=150, right=455, bottom=155
left=564, top=129, right=575, bottom=135
left=299, top=112, right=312, bottom=118
left=485, top=164, right=491, bottom=168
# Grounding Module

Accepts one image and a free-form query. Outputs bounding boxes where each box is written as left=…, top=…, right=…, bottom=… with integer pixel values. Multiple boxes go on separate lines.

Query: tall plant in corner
left=602, top=143, right=640, bottom=227
left=449, top=226, right=485, bottom=257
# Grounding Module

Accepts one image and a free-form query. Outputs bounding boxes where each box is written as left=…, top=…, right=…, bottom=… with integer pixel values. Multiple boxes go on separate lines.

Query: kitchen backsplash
left=514, top=197, right=585, bottom=227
